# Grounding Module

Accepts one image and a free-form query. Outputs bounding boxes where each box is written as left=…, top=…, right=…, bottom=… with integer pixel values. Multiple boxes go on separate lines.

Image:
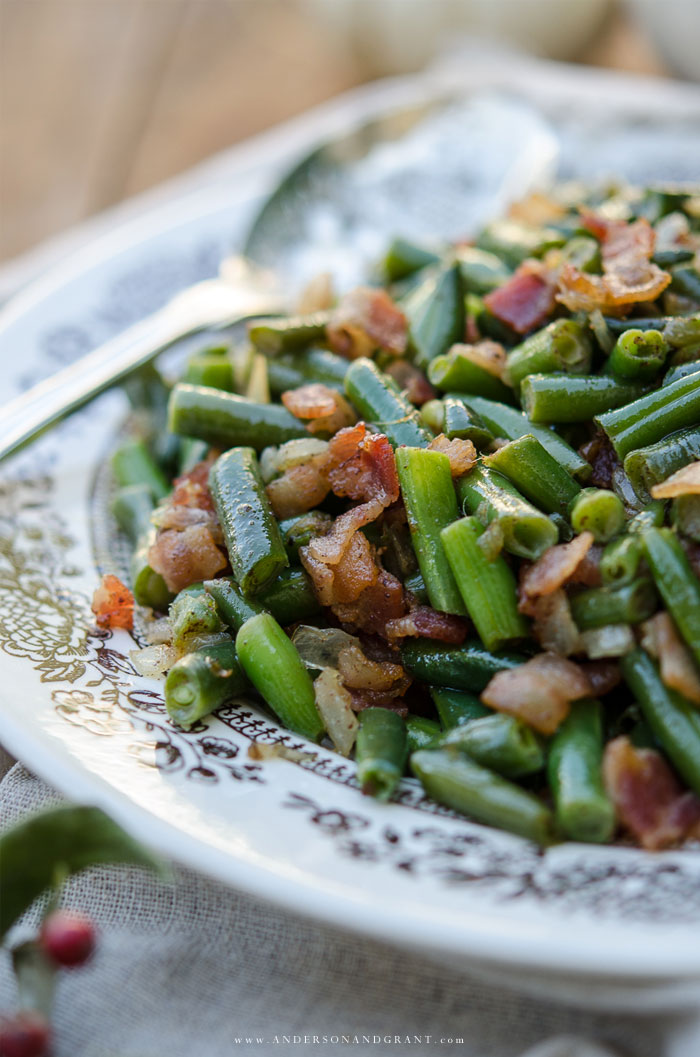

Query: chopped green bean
left=168, top=384, right=307, bottom=450
left=483, top=434, right=580, bottom=518
left=569, top=488, right=626, bottom=542
left=165, top=640, right=248, bottom=729
left=547, top=699, right=615, bottom=843
left=521, top=374, right=646, bottom=424
left=569, top=578, right=657, bottom=630
left=344, top=358, right=431, bottom=448
left=505, top=319, right=592, bottom=393
left=456, top=463, right=558, bottom=561
left=641, top=526, right=700, bottom=668
left=356, top=708, right=408, bottom=800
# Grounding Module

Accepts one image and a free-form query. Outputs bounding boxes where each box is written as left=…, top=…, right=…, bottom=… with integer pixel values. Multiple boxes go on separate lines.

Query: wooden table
left=0, top=0, right=669, bottom=264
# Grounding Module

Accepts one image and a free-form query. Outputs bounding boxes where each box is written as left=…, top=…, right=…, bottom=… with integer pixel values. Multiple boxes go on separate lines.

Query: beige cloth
left=0, top=759, right=675, bottom=1057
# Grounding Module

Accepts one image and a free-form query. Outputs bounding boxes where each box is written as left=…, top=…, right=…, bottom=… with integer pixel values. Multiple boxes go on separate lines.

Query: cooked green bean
left=505, top=319, right=592, bottom=393
left=235, top=612, right=324, bottom=741
left=356, top=708, right=408, bottom=800
left=406, top=263, right=464, bottom=369
left=268, top=348, right=349, bottom=395
left=428, top=345, right=513, bottom=402
left=383, top=237, right=439, bottom=281
left=404, top=570, right=429, bottom=604
left=429, top=687, right=490, bottom=729
left=111, top=483, right=154, bottom=543
left=209, top=447, right=288, bottom=596
left=483, top=434, right=580, bottom=517
left=442, top=516, right=528, bottom=650
left=623, top=426, right=700, bottom=502
left=178, top=437, right=210, bottom=475
left=442, top=398, right=494, bottom=446
left=405, top=715, right=442, bottom=754
left=521, top=374, right=645, bottom=424
left=184, top=353, right=234, bottom=391
left=165, top=639, right=248, bottom=729
left=569, top=578, right=657, bottom=630
left=476, top=218, right=564, bottom=267
left=411, top=749, right=555, bottom=844
left=455, top=245, right=511, bottom=294
left=607, top=328, right=668, bottom=381
left=169, top=589, right=223, bottom=652
left=641, top=526, right=700, bottom=668
left=547, top=699, right=615, bottom=843
left=569, top=488, right=626, bottom=542
left=599, top=534, right=644, bottom=586
left=111, top=440, right=170, bottom=501
left=344, top=358, right=431, bottom=447
left=168, top=384, right=307, bottom=450
left=204, top=578, right=261, bottom=632
left=596, top=371, right=700, bottom=460
left=621, top=649, right=700, bottom=795
left=457, top=395, right=591, bottom=480
left=395, top=447, right=466, bottom=615
left=442, top=713, right=544, bottom=779
left=278, top=511, right=333, bottom=561
left=662, top=358, right=700, bottom=387
left=456, top=463, right=558, bottom=561
left=248, top=312, right=330, bottom=355
left=401, top=640, right=524, bottom=692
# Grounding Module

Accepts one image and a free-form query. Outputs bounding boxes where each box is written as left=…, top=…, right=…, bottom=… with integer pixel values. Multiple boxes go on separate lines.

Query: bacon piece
left=579, top=660, right=621, bottom=697
left=482, top=652, right=592, bottom=735
left=333, top=567, right=408, bottom=638
left=148, top=525, right=227, bottom=593
left=651, top=461, right=700, bottom=499
left=91, top=574, right=134, bottom=630
left=327, top=426, right=399, bottom=505
left=326, top=287, right=407, bottom=359
left=427, top=435, right=477, bottom=478
left=384, top=360, right=435, bottom=406
left=579, top=432, right=620, bottom=490
left=603, top=736, right=700, bottom=850
left=266, top=458, right=330, bottom=519
left=558, top=216, right=671, bottom=314
left=519, top=532, right=594, bottom=615
left=348, top=690, right=410, bottom=716
left=484, top=265, right=556, bottom=334
left=528, top=589, right=581, bottom=656
left=641, top=611, right=700, bottom=706
left=568, top=544, right=603, bottom=588
left=171, top=455, right=217, bottom=512
left=154, top=505, right=222, bottom=541
left=385, top=607, right=468, bottom=644
left=337, top=644, right=405, bottom=691
left=282, top=384, right=357, bottom=436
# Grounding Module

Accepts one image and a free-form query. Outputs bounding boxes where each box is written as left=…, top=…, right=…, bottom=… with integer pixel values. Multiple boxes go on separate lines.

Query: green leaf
left=0, top=805, right=165, bottom=939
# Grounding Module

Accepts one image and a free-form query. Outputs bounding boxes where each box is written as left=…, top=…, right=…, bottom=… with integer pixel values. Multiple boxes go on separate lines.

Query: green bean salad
left=99, top=182, right=700, bottom=850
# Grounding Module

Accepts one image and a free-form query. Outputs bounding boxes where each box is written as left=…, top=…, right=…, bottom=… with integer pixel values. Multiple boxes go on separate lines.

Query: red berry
left=39, top=909, right=96, bottom=968
left=0, top=1011, right=50, bottom=1057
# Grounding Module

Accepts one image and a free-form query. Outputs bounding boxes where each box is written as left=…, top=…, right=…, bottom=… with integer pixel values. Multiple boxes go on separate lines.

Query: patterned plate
left=3, top=70, right=700, bottom=1012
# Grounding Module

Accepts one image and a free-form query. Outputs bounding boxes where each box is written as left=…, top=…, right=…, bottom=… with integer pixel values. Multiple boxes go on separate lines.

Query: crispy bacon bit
left=326, top=287, right=407, bottom=359
left=482, top=652, right=592, bottom=735
left=519, top=532, right=594, bottom=615
left=282, top=384, right=357, bottom=436
left=528, top=589, right=581, bottom=656
left=484, top=264, right=556, bottom=334
left=385, top=607, right=468, bottom=644
left=154, top=505, right=223, bottom=542
left=148, top=525, right=227, bottom=593
left=579, top=431, right=620, bottom=490
left=558, top=216, right=671, bottom=314
left=171, top=455, right=217, bottom=512
left=579, top=660, right=621, bottom=697
left=569, top=544, right=603, bottom=588
left=266, top=458, right=330, bottom=519
left=327, top=425, right=399, bottom=505
left=333, top=567, right=408, bottom=639
left=347, top=688, right=410, bottom=715
left=641, top=612, right=700, bottom=706
left=91, top=574, right=134, bottom=630
left=652, top=460, right=700, bottom=499
left=337, top=644, right=405, bottom=691
left=384, top=360, right=435, bottom=406
left=603, top=736, right=700, bottom=850
left=427, top=435, right=477, bottom=478
left=313, top=668, right=358, bottom=757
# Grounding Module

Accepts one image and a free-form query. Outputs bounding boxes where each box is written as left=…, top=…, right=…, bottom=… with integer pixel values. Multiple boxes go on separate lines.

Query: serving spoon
left=0, top=93, right=557, bottom=462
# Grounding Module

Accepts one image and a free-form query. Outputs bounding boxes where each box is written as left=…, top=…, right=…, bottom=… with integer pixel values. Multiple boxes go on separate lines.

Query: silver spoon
left=0, top=92, right=557, bottom=462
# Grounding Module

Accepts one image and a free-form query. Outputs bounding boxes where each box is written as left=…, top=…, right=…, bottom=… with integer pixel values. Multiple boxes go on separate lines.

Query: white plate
left=3, top=68, right=700, bottom=1014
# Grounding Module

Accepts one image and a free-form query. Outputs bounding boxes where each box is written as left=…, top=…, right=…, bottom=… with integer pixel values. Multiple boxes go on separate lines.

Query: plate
left=3, top=70, right=700, bottom=1014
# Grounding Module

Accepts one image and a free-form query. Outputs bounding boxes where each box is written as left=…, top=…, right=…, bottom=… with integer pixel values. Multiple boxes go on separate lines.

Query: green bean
left=111, top=440, right=170, bottom=502
left=599, top=535, right=644, bottom=586
left=429, top=687, right=490, bottom=729
left=569, top=578, right=657, bottom=630
left=404, top=570, right=428, bottom=604
left=209, top=447, right=288, bottom=596
left=560, top=235, right=601, bottom=273
left=344, top=358, right=431, bottom=448
left=442, top=398, right=494, bottom=447
left=268, top=348, right=349, bottom=396
left=111, top=483, right=154, bottom=543
left=442, top=516, right=529, bottom=650
left=456, top=246, right=511, bottom=294
left=383, top=238, right=439, bottom=281
left=505, top=319, right=592, bottom=393
left=442, top=713, right=544, bottom=779
left=476, top=218, right=565, bottom=267
left=169, top=384, right=307, bottom=451
left=670, top=265, right=700, bottom=302
left=621, top=649, right=700, bottom=795
left=569, top=488, right=626, bottom=542
left=607, top=329, right=669, bottom=381
left=654, top=249, right=696, bottom=267
left=405, top=715, right=442, bottom=754
left=483, top=434, right=581, bottom=518
left=395, top=447, right=466, bottom=615
left=641, top=526, right=700, bottom=668
left=662, top=358, right=700, bottom=387
left=457, top=395, right=591, bottom=480
left=165, top=640, right=248, bottom=729
left=355, top=708, right=408, bottom=800
left=672, top=495, right=700, bottom=543
left=401, top=640, right=525, bottom=692
left=169, top=589, right=223, bottom=652
left=278, top=511, right=333, bottom=561
left=235, top=613, right=324, bottom=741
left=184, top=353, right=234, bottom=391
left=623, top=427, right=700, bottom=501
left=405, top=263, right=464, bottom=369
left=247, top=312, right=330, bottom=355
left=410, top=749, right=555, bottom=844
left=521, top=374, right=646, bottom=424
left=130, top=529, right=173, bottom=610
left=547, top=699, right=615, bottom=843
left=204, top=578, right=261, bottom=633
left=629, top=502, right=666, bottom=534
left=456, top=463, right=558, bottom=561
left=595, top=371, right=700, bottom=460
left=663, top=313, right=700, bottom=348
left=178, top=437, right=210, bottom=474
left=427, top=345, right=513, bottom=402
left=257, top=567, right=321, bottom=625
